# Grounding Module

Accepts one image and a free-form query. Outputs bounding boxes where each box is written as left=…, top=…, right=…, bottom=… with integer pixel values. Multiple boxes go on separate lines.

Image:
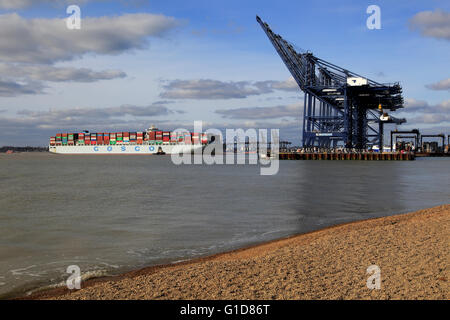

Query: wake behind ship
left=49, top=125, right=211, bottom=155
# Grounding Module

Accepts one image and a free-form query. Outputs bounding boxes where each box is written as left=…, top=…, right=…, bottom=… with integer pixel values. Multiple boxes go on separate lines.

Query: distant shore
left=23, top=205, right=449, bottom=300
left=0, top=146, right=48, bottom=153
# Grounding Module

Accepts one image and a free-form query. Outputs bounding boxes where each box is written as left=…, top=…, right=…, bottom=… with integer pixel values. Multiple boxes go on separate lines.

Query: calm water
left=0, top=153, right=449, bottom=298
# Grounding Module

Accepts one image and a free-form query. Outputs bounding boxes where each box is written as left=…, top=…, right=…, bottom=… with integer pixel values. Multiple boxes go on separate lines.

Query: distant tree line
left=0, top=146, right=49, bottom=153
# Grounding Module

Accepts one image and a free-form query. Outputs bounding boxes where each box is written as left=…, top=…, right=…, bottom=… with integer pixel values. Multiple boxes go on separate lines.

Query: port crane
left=256, top=16, right=406, bottom=149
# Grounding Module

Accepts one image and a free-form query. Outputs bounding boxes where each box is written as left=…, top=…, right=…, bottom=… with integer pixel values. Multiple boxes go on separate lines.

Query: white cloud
left=402, top=98, right=450, bottom=124
left=216, top=103, right=303, bottom=119
left=0, top=0, right=90, bottom=9
left=404, top=98, right=429, bottom=112
left=0, top=63, right=126, bottom=83
left=0, top=78, right=44, bottom=96
left=409, top=113, right=450, bottom=124
left=271, top=77, right=298, bottom=91
left=0, top=13, right=180, bottom=64
left=0, top=12, right=179, bottom=96
left=404, top=98, right=449, bottom=114
left=15, top=103, right=174, bottom=125
left=425, top=78, right=450, bottom=91
left=160, top=78, right=300, bottom=100
left=409, top=9, right=450, bottom=41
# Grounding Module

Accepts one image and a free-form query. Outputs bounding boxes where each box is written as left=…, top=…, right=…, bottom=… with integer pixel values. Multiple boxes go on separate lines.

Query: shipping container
left=201, top=134, right=208, bottom=144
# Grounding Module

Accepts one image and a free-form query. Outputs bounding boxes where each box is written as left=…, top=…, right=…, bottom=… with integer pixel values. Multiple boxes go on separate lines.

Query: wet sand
left=28, top=205, right=449, bottom=300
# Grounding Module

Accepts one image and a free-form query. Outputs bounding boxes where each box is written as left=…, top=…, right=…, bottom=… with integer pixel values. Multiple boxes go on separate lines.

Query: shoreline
left=18, top=204, right=449, bottom=300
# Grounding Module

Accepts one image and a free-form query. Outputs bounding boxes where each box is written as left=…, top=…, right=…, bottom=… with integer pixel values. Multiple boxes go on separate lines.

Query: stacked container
left=109, top=133, right=116, bottom=145
left=130, top=132, right=136, bottom=142
left=170, top=132, right=178, bottom=143
left=78, top=133, right=85, bottom=145
left=96, top=133, right=103, bottom=145
left=156, top=131, right=163, bottom=144
left=191, top=133, right=200, bottom=144
left=62, top=133, right=68, bottom=145
left=123, top=132, right=130, bottom=144
left=103, top=133, right=110, bottom=145
left=137, top=132, right=143, bottom=144
left=184, top=133, right=191, bottom=144
left=56, top=134, right=62, bottom=146
left=149, top=131, right=156, bottom=142
left=91, top=133, right=97, bottom=145
left=67, top=133, right=74, bottom=145
left=116, top=132, right=123, bottom=143
left=201, top=133, right=208, bottom=144
left=50, top=129, right=209, bottom=147
left=85, top=133, right=91, bottom=145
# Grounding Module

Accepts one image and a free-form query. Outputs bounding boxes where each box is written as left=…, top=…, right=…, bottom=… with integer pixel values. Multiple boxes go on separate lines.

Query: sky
left=0, top=0, right=448, bottom=146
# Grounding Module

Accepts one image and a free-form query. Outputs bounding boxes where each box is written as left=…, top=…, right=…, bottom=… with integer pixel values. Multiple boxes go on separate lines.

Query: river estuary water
left=0, top=153, right=449, bottom=298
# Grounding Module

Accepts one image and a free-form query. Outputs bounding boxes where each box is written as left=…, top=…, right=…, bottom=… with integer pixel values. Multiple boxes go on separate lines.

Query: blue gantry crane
left=256, top=16, right=406, bottom=149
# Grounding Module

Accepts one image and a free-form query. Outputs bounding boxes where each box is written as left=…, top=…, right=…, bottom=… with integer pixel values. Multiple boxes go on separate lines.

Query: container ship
left=49, top=125, right=210, bottom=155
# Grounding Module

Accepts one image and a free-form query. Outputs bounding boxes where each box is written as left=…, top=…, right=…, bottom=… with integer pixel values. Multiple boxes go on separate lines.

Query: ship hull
left=49, top=144, right=204, bottom=155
